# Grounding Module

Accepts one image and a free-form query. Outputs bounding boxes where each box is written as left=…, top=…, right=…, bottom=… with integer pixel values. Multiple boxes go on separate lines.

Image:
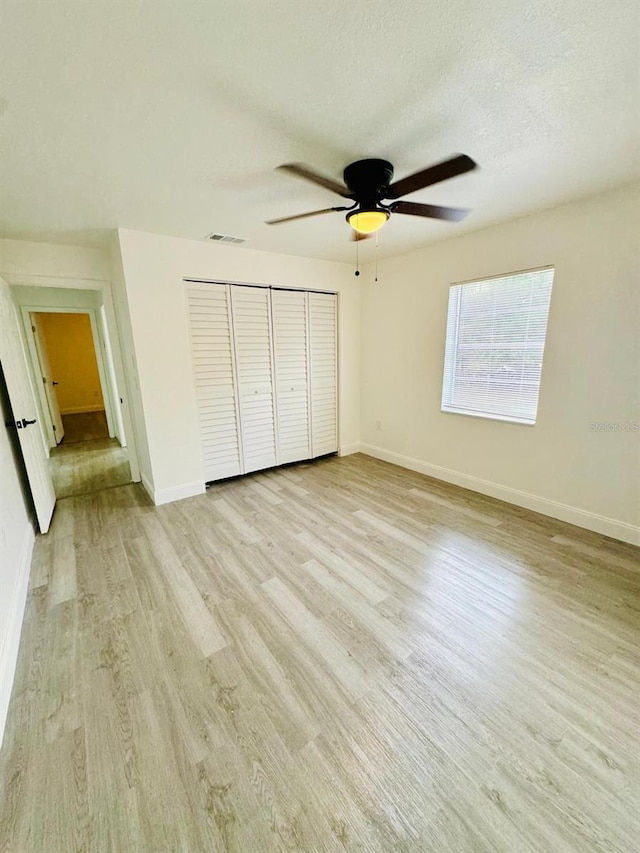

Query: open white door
left=30, top=313, right=65, bottom=445
left=0, top=278, right=56, bottom=533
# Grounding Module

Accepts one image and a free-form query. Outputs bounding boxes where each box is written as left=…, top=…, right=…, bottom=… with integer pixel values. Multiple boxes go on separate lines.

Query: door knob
left=17, top=418, right=37, bottom=429
left=52, top=381, right=59, bottom=386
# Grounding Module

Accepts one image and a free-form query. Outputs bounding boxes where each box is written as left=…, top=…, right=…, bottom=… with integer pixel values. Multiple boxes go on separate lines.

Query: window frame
left=440, top=265, right=554, bottom=426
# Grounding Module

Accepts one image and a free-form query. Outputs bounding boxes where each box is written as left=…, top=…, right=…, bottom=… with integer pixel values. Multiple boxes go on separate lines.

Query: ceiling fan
left=266, top=154, right=477, bottom=238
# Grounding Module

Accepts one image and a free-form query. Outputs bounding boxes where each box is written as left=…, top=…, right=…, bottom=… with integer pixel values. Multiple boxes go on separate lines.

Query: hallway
left=60, top=410, right=109, bottom=444
left=50, top=413, right=131, bottom=498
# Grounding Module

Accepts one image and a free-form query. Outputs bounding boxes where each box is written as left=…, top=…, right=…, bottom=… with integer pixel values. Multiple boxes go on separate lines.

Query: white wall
left=100, top=303, right=127, bottom=445
left=115, top=228, right=360, bottom=504
left=360, top=181, right=640, bottom=545
left=108, top=236, right=153, bottom=488
left=0, top=238, right=109, bottom=282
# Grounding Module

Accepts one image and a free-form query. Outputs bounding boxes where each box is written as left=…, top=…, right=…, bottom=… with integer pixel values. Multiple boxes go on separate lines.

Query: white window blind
left=441, top=267, right=554, bottom=424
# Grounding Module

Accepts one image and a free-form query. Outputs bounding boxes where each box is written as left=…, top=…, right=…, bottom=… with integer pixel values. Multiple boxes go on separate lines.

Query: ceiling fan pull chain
left=375, top=231, right=379, bottom=283
left=355, top=236, right=360, bottom=277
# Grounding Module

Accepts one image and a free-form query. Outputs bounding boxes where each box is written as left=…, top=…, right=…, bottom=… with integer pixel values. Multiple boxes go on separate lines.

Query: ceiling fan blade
left=391, top=200, right=469, bottom=222
left=386, top=154, right=477, bottom=199
left=266, top=206, right=349, bottom=225
left=277, top=163, right=352, bottom=198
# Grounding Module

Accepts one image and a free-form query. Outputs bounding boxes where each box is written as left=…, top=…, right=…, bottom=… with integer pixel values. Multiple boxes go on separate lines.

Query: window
left=441, top=267, right=554, bottom=424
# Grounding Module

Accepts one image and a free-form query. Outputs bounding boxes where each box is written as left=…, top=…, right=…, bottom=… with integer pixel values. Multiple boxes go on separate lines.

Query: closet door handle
left=18, top=418, right=37, bottom=428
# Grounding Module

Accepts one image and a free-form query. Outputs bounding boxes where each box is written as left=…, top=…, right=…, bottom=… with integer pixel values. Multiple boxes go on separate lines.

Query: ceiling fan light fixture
left=346, top=208, right=389, bottom=234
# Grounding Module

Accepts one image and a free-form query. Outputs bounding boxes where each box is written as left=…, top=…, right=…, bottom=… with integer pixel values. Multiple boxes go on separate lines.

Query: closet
left=187, top=282, right=337, bottom=483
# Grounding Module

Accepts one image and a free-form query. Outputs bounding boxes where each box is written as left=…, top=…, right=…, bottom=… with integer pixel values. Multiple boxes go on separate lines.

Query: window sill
left=440, top=406, right=536, bottom=426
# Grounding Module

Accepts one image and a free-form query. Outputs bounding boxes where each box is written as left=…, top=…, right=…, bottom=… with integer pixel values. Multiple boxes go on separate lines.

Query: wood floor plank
left=296, top=529, right=392, bottom=605
left=303, top=558, right=411, bottom=661
left=261, top=576, right=371, bottom=701
left=1, top=452, right=639, bottom=851
left=140, top=515, right=227, bottom=657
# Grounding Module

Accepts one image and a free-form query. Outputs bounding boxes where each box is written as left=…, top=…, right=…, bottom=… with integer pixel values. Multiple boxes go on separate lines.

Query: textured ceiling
left=1, top=0, right=638, bottom=262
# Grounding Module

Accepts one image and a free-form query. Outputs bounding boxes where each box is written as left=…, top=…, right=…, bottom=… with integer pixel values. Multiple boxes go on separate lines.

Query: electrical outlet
left=376, top=420, right=382, bottom=431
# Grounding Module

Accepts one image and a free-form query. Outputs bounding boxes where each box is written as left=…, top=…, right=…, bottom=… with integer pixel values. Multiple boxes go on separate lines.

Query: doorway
left=26, top=310, right=132, bottom=499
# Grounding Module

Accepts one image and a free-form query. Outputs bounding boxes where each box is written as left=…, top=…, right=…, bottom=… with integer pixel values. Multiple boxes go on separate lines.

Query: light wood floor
left=50, top=436, right=131, bottom=499
left=1, top=454, right=639, bottom=852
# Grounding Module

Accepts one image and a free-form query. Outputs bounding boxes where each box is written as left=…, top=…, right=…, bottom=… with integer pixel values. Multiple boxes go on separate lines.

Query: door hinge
left=42, top=376, right=47, bottom=384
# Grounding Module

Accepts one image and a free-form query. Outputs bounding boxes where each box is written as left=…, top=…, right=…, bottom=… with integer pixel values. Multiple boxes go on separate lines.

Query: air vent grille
left=205, top=233, right=247, bottom=245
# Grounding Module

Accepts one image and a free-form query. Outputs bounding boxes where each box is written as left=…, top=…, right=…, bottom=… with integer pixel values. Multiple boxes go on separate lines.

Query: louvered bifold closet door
left=271, top=289, right=310, bottom=464
left=187, top=283, right=243, bottom=481
left=308, top=292, right=338, bottom=456
left=230, top=286, right=278, bottom=473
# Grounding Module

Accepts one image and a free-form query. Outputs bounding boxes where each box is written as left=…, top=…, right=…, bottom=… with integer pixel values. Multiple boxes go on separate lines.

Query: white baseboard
left=60, top=405, right=105, bottom=415
left=360, top=443, right=640, bottom=547
left=338, top=442, right=361, bottom=457
left=0, top=526, right=35, bottom=749
left=143, top=475, right=205, bottom=506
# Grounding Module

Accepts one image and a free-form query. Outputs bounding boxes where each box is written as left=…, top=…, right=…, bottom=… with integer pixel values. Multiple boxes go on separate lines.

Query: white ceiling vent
left=205, top=232, right=247, bottom=245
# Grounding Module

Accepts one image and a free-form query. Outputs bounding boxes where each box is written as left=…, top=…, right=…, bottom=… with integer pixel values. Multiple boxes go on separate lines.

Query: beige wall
left=36, top=312, right=104, bottom=414
left=360, top=181, right=640, bottom=545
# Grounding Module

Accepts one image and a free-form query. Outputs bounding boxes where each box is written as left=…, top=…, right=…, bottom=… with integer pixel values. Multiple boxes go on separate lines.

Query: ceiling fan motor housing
left=343, top=159, right=394, bottom=202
